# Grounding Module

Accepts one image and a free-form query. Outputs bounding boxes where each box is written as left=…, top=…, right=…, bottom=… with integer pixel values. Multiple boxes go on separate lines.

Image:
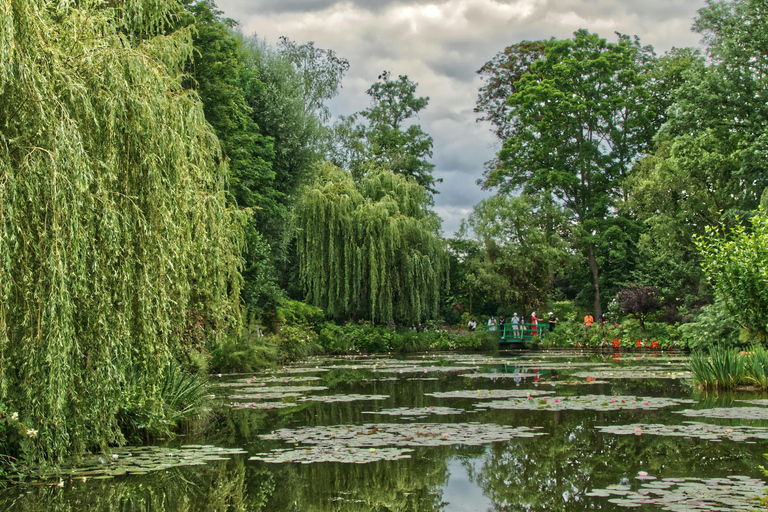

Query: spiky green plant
left=689, top=346, right=746, bottom=389
left=746, top=345, right=768, bottom=389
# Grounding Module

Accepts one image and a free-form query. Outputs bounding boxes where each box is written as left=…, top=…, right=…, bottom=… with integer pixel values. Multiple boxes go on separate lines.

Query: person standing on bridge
left=531, top=312, right=540, bottom=336
left=548, top=312, right=557, bottom=333
left=511, top=313, right=520, bottom=339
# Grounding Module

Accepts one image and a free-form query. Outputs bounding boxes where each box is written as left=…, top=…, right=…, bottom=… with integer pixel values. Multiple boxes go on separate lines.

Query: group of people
left=483, top=312, right=558, bottom=337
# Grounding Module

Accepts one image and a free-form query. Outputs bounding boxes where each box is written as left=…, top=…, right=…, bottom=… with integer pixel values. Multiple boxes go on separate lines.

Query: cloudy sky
left=216, top=0, right=706, bottom=235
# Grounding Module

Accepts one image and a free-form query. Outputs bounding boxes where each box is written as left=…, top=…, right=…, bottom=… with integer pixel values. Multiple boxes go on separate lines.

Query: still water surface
left=3, top=349, right=768, bottom=511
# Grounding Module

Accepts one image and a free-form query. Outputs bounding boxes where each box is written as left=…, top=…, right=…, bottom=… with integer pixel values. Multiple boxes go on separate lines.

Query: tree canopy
left=295, top=164, right=447, bottom=323
left=0, top=0, right=243, bottom=462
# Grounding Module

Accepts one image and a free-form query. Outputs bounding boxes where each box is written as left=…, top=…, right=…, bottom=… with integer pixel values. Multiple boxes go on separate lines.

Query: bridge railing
left=483, top=322, right=543, bottom=343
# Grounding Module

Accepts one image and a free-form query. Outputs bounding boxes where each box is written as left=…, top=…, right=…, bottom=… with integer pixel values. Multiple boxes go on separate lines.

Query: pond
left=3, top=349, right=768, bottom=511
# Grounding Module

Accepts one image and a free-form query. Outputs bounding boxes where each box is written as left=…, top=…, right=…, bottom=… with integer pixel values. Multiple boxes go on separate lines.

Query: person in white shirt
left=511, top=313, right=520, bottom=338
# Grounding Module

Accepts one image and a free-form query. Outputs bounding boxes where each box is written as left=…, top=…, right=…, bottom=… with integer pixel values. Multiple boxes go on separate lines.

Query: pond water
left=3, top=349, right=768, bottom=511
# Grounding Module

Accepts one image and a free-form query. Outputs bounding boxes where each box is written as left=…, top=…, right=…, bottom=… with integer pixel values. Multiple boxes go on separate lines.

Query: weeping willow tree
left=0, top=0, right=244, bottom=463
left=296, top=163, right=447, bottom=323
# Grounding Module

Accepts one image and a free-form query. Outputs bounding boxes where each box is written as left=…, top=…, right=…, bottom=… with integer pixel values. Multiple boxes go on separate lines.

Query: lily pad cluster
left=49, top=445, right=247, bottom=480
left=674, top=407, right=768, bottom=421
left=373, top=365, right=480, bottom=374
left=362, top=406, right=465, bottom=417
left=298, top=394, right=390, bottom=403
left=258, top=422, right=544, bottom=450
left=597, top=421, right=768, bottom=442
left=515, top=362, right=611, bottom=369
left=424, top=389, right=554, bottom=399
left=250, top=446, right=415, bottom=464
left=473, top=395, right=694, bottom=412
left=587, top=475, right=767, bottom=511
left=572, top=370, right=692, bottom=379
left=460, top=372, right=543, bottom=379
left=228, top=401, right=300, bottom=410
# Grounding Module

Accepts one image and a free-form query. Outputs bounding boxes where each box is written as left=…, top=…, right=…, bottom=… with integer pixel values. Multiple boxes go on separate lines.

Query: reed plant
left=746, top=345, right=768, bottom=389
left=689, top=346, right=746, bottom=389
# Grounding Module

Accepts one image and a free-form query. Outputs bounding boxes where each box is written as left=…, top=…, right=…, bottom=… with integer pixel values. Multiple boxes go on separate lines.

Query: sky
left=216, top=0, right=706, bottom=235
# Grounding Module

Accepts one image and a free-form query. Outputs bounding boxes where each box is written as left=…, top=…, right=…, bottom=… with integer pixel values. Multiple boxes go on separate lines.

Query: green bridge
left=483, top=323, right=542, bottom=344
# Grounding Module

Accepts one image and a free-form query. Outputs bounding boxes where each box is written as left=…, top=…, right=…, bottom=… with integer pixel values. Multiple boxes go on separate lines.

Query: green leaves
left=295, top=164, right=446, bottom=323
left=0, top=0, right=243, bottom=463
left=696, top=210, right=768, bottom=341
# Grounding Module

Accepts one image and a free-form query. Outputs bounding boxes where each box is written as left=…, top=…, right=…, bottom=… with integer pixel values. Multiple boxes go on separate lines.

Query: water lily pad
left=259, top=422, right=545, bottom=449
left=459, top=372, right=542, bottom=379
left=598, top=421, right=768, bottom=442
left=249, top=446, right=414, bottom=464
left=43, top=445, right=247, bottom=480
left=373, top=366, right=480, bottom=374
left=298, top=394, right=390, bottom=403
left=674, top=407, right=768, bottom=421
left=362, top=406, right=464, bottom=417
left=587, top=475, right=767, bottom=511
left=572, top=370, right=692, bottom=379
left=228, top=401, right=299, bottom=410
left=473, top=395, right=694, bottom=412
left=424, top=389, right=554, bottom=399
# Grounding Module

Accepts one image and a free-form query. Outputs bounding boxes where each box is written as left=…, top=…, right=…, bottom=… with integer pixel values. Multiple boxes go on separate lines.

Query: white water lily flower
left=10, top=412, right=18, bottom=421
left=26, top=429, right=38, bottom=437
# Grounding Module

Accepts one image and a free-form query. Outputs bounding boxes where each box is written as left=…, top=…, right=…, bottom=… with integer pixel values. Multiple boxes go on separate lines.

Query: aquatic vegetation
left=515, top=362, right=612, bottom=369
left=460, top=372, right=543, bottom=379
left=250, top=446, right=415, bottom=464
left=258, top=423, right=544, bottom=449
left=362, top=407, right=465, bottom=417
left=228, top=401, right=299, bottom=410
left=597, top=421, right=768, bottom=442
left=373, top=365, right=480, bottom=374
left=424, top=390, right=554, bottom=399
left=586, top=475, right=767, bottom=511
left=572, top=370, right=691, bottom=379
left=298, top=394, right=390, bottom=403
left=229, top=392, right=303, bottom=400
left=674, top=407, right=768, bottom=421
left=689, top=347, right=746, bottom=389
left=44, top=445, right=247, bottom=480
left=228, top=385, right=328, bottom=395
left=473, top=395, right=693, bottom=412
left=276, top=367, right=331, bottom=374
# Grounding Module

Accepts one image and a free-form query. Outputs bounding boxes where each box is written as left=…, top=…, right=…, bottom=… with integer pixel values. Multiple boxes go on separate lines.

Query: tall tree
left=626, top=0, right=768, bottom=311
left=241, top=36, right=349, bottom=294
left=0, top=0, right=242, bottom=462
left=295, top=164, right=447, bottom=323
left=341, top=72, right=441, bottom=195
left=475, top=40, right=547, bottom=141
left=181, top=1, right=279, bottom=311
left=483, top=30, right=662, bottom=316
left=468, top=192, right=571, bottom=312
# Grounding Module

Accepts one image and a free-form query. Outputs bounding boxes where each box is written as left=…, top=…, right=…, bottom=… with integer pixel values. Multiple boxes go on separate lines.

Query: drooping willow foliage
left=296, top=164, right=447, bottom=323
left=0, top=0, right=244, bottom=462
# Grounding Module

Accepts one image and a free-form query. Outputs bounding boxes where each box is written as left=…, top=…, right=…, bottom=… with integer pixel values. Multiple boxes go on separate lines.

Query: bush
left=270, top=324, right=322, bottom=362
left=117, top=361, right=213, bottom=443
left=679, top=300, right=742, bottom=349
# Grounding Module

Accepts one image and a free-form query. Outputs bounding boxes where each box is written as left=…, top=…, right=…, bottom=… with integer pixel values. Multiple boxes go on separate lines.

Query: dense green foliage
left=295, top=164, right=447, bottom=323
left=697, top=211, right=768, bottom=342
left=337, top=72, right=440, bottom=194
left=0, top=0, right=243, bottom=463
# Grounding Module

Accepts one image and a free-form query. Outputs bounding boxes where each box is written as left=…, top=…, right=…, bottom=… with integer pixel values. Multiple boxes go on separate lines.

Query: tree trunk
left=587, top=244, right=602, bottom=317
